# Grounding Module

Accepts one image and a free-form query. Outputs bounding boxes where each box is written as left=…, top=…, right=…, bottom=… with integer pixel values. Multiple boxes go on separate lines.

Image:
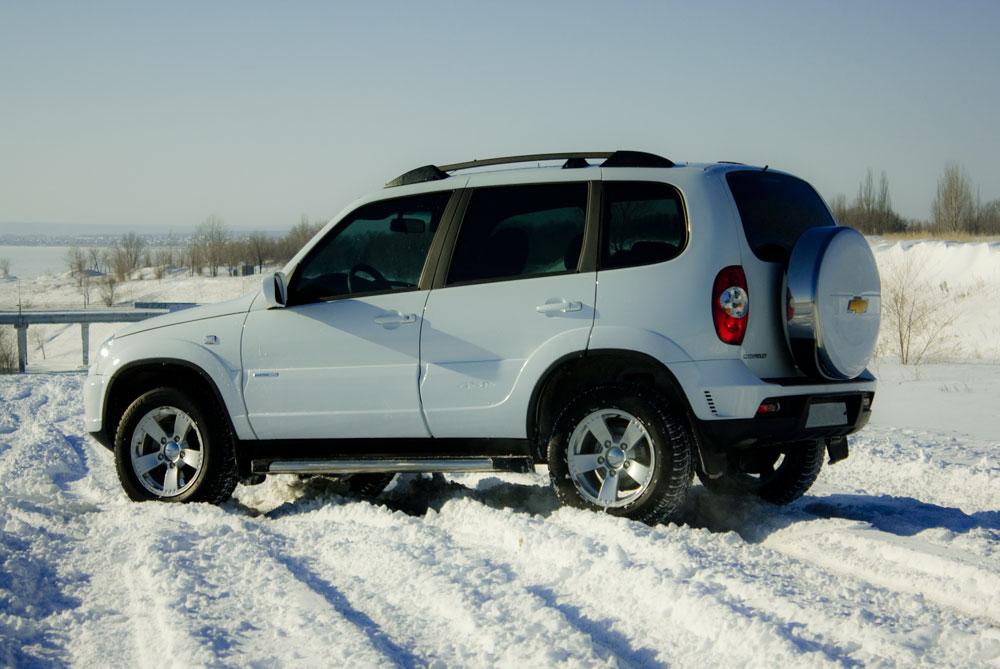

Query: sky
left=1, top=1, right=998, bottom=230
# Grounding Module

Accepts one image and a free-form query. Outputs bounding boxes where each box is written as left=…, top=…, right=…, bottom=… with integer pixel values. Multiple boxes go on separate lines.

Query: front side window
left=601, top=181, right=686, bottom=270
left=447, top=183, right=588, bottom=285
left=290, top=191, right=450, bottom=303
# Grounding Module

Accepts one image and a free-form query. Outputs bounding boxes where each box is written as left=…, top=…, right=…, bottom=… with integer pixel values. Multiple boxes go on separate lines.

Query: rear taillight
left=712, top=265, right=749, bottom=345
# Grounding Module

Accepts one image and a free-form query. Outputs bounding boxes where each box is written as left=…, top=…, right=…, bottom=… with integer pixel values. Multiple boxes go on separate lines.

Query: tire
left=547, top=384, right=694, bottom=524
left=696, top=440, right=824, bottom=505
left=114, top=387, right=238, bottom=504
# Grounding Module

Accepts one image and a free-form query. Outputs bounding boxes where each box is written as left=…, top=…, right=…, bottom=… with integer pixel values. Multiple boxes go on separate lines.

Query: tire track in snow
left=420, top=487, right=998, bottom=668
left=257, top=499, right=619, bottom=668
left=65, top=504, right=391, bottom=668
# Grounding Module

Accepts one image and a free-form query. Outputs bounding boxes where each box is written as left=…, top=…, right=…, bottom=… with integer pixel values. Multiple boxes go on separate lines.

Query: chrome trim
left=258, top=457, right=503, bottom=475
left=784, top=226, right=880, bottom=380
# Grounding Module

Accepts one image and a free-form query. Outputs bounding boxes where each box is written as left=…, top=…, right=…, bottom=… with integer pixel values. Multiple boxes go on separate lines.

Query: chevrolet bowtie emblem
left=847, top=296, right=869, bottom=315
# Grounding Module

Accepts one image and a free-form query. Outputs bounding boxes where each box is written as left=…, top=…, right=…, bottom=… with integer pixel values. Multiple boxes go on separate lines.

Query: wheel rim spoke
left=597, top=471, right=620, bottom=505
left=137, top=414, right=169, bottom=445
left=620, top=419, right=646, bottom=451
left=133, top=452, right=161, bottom=476
left=568, top=452, right=602, bottom=475
left=584, top=414, right=615, bottom=446
left=161, top=465, right=180, bottom=495
left=172, top=413, right=193, bottom=444
left=180, top=448, right=202, bottom=470
left=623, top=460, right=651, bottom=486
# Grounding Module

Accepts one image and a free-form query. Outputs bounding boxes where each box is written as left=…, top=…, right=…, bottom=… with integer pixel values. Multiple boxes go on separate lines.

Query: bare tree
left=30, top=326, right=47, bottom=360
left=976, top=198, right=1000, bottom=236
left=0, top=327, right=16, bottom=373
left=278, top=215, right=324, bottom=261
left=87, top=247, right=101, bottom=272
left=193, top=216, right=230, bottom=277
left=880, top=253, right=959, bottom=365
left=834, top=169, right=905, bottom=234
left=119, top=232, right=147, bottom=276
left=0, top=257, right=10, bottom=278
left=246, top=232, right=271, bottom=273
left=65, top=246, right=88, bottom=285
left=932, top=163, right=976, bottom=234
left=100, top=274, right=118, bottom=306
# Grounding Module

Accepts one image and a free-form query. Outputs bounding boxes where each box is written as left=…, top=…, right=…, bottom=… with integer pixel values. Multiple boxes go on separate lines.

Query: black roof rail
left=385, top=150, right=674, bottom=187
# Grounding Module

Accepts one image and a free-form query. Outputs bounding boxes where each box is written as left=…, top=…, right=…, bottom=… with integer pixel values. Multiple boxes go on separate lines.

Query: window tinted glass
left=291, top=191, right=450, bottom=302
left=447, top=183, right=587, bottom=285
left=601, top=181, right=686, bottom=270
left=726, top=171, right=835, bottom=263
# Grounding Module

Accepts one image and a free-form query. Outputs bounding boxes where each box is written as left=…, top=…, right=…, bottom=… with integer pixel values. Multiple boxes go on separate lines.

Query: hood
left=115, top=292, right=258, bottom=338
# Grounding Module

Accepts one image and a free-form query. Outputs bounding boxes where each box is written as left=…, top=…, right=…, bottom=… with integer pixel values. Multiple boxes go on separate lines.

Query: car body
left=86, top=151, right=879, bottom=518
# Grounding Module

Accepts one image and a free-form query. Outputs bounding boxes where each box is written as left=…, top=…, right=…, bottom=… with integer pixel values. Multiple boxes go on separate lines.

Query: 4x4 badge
left=847, top=296, right=869, bottom=315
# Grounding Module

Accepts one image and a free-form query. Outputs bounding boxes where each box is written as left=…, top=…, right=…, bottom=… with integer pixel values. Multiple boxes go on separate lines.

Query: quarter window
left=447, top=183, right=588, bottom=285
left=290, top=191, right=450, bottom=303
left=601, top=182, right=686, bottom=270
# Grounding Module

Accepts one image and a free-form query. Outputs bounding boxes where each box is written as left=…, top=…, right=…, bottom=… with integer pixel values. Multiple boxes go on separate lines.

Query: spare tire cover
left=784, top=226, right=880, bottom=380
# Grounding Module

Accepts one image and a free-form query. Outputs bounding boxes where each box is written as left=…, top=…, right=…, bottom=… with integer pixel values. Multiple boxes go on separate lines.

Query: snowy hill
left=1, top=241, right=999, bottom=666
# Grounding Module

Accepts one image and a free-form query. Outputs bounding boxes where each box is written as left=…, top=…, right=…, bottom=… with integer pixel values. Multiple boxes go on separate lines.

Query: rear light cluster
left=712, top=265, right=749, bottom=345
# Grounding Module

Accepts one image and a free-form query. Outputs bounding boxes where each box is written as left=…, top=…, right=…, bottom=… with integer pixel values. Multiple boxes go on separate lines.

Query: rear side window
left=726, top=171, right=835, bottom=263
left=601, top=181, right=686, bottom=270
left=447, top=183, right=587, bottom=285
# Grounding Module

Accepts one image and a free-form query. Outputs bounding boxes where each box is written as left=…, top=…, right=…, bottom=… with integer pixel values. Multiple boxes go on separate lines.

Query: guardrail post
left=15, top=324, right=28, bottom=373
left=81, top=323, right=90, bottom=367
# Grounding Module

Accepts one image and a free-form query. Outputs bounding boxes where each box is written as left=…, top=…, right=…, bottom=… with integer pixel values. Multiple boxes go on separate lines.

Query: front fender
left=101, top=314, right=254, bottom=440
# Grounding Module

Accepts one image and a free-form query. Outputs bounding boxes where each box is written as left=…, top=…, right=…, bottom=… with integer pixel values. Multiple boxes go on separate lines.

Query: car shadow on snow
left=256, top=474, right=998, bottom=544
left=683, top=485, right=1000, bottom=542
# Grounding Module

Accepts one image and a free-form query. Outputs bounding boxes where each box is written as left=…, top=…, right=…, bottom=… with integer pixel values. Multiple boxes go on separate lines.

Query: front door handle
left=536, top=298, right=583, bottom=314
left=374, top=311, right=417, bottom=327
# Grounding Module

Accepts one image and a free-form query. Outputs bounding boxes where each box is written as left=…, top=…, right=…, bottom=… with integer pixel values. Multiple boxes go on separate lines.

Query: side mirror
left=262, top=271, right=287, bottom=309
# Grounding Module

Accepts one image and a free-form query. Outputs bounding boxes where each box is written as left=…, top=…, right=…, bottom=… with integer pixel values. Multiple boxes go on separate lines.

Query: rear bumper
left=694, top=389, right=873, bottom=450
left=669, top=358, right=876, bottom=449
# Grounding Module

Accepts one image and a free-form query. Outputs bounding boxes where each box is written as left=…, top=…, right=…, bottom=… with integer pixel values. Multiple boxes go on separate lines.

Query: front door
left=241, top=190, right=453, bottom=439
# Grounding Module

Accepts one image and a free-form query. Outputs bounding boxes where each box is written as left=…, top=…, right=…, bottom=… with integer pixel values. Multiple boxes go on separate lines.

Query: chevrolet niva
left=85, top=151, right=880, bottom=523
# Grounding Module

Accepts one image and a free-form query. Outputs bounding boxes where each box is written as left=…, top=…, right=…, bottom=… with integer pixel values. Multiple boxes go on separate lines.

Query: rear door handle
left=374, top=311, right=417, bottom=326
left=536, top=298, right=583, bottom=314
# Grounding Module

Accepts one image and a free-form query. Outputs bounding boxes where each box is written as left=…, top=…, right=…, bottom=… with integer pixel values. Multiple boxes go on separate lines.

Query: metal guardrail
left=0, top=303, right=193, bottom=372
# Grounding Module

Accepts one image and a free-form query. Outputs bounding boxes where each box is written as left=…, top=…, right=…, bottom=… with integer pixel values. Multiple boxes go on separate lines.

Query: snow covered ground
left=2, top=241, right=999, bottom=666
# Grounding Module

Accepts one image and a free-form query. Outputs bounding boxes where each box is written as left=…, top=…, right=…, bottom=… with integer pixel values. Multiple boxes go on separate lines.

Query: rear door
left=419, top=180, right=597, bottom=438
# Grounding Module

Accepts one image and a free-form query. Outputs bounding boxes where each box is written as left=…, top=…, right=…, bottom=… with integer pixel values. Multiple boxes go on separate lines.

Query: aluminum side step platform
left=251, top=455, right=534, bottom=476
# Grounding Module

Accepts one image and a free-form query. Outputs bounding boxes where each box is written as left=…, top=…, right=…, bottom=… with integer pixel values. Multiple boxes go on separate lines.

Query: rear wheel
left=547, top=384, right=693, bottom=524
left=114, top=387, right=238, bottom=504
left=697, top=440, right=824, bottom=505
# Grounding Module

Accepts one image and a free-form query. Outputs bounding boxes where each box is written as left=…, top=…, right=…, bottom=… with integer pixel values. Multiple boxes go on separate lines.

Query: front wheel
left=114, top=387, right=238, bottom=504
left=696, top=440, right=825, bottom=505
left=547, top=385, right=694, bottom=524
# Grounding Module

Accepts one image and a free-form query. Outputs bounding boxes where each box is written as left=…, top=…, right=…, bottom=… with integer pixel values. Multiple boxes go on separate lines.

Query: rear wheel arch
left=527, top=349, right=695, bottom=461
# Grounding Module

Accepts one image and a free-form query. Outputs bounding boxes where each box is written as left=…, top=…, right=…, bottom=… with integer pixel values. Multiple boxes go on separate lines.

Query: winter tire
left=114, top=387, right=238, bottom=504
left=696, top=440, right=824, bottom=505
left=547, top=384, right=694, bottom=524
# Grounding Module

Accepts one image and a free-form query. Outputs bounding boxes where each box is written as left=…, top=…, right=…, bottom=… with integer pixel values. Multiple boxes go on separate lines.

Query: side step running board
left=251, top=456, right=534, bottom=476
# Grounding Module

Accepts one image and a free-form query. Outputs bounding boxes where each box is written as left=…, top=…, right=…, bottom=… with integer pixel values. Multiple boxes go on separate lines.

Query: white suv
left=84, top=151, right=880, bottom=523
